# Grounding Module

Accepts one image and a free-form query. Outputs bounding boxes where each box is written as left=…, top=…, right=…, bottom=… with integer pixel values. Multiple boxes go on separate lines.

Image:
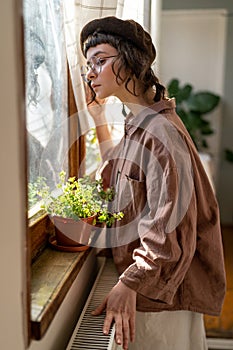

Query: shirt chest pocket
left=117, top=175, right=147, bottom=219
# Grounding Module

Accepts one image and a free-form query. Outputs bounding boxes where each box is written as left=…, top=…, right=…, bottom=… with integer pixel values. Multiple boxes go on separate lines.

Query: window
left=85, top=98, right=125, bottom=175
left=24, top=0, right=68, bottom=212
left=23, top=0, right=88, bottom=342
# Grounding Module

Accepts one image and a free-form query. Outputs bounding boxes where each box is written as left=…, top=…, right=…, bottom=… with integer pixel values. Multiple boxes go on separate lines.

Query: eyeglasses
left=81, top=55, right=118, bottom=83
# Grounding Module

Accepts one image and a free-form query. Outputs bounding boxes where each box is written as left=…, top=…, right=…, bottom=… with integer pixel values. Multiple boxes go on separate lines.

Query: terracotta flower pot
left=52, top=215, right=96, bottom=250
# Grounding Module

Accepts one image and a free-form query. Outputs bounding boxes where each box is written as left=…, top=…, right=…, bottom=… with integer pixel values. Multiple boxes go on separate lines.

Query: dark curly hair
left=84, top=32, right=166, bottom=104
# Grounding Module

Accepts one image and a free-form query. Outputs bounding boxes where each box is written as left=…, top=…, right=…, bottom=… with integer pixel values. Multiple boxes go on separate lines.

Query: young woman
left=80, top=16, right=226, bottom=350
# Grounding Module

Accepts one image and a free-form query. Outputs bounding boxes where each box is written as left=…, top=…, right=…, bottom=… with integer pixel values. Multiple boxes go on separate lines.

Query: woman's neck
left=118, top=87, right=156, bottom=116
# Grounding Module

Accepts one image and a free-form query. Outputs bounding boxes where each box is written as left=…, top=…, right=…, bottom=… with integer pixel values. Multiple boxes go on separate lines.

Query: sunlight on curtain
left=63, top=0, right=122, bottom=134
left=63, top=0, right=122, bottom=174
left=150, top=0, right=162, bottom=72
left=63, top=0, right=162, bottom=173
left=119, top=0, right=144, bottom=25
left=63, top=0, right=162, bottom=127
left=63, top=0, right=152, bottom=134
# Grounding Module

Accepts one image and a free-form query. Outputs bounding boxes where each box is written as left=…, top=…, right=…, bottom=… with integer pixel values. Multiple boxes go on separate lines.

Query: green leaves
left=187, top=92, right=220, bottom=114
left=225, top=149, right=233, bottom=163
left=167, top=78, right=220, bottom=151
left=28, top=177, right=48, bottom=208
left=97, top=207, right=124, bottom=227
left=168, top=78, right=192, bottom=104
left=36, top=171, right=123, bottom=227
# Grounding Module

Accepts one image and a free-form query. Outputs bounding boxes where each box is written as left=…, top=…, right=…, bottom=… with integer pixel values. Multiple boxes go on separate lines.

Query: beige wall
left=0, top=1, right=27, bottom=348
left=0, top=2, right=96, bottom=349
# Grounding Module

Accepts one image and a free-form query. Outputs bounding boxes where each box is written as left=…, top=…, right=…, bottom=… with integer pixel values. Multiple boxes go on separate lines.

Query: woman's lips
left=91, top=84, right=100, bottom=90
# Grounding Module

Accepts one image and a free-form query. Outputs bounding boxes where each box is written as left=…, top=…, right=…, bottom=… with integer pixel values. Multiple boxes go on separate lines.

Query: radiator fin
left=66, top=258, right=118, bottom=350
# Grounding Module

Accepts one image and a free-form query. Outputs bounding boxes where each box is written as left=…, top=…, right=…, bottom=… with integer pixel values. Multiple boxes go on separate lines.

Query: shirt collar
left=125, top=98, right=176, bottom=131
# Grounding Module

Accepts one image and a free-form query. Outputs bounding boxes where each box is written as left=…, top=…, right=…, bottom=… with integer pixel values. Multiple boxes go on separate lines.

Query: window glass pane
left=23, top=0, right=68, bottom=209
left=85, top=99, right=125, bottom=174
left=85, top=128, right=101, bottom=175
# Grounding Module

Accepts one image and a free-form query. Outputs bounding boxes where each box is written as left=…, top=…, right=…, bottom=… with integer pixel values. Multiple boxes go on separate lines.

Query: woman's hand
left=85, top=84, right=106, bottom=125
left=88, top=98, right=106, bottom=125
left=92, top=280, right=136, bottom=350
left=85, top=86, right=113, bottom=157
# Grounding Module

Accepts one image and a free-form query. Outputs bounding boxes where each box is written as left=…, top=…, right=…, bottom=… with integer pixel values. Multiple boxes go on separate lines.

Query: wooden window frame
left=26, top=57, right=88, bottom=344
left=29, top=68, right=86, bottom=261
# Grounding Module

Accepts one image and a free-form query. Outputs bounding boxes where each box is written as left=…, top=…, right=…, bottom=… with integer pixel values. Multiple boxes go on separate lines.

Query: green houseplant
left=37, top=171, right=123, bottom=250
left=167, top=78, right=220, bottom=151
left=225, top=149, right=233, bottom=164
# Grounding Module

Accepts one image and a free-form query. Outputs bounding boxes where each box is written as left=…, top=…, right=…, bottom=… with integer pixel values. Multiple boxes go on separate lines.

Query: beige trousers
left=115, top=310, right=208, bottom=350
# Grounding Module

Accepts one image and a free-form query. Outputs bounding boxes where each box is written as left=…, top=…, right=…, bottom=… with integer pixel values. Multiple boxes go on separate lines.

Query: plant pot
left=52, top=215, right=96, bottom=250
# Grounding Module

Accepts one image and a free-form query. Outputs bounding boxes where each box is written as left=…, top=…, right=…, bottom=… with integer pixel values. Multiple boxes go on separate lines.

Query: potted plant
left=167, top=78, right=220, bottom=152
left=37, top=171, right=123, bottom=251
left=225, top=149, right=233, bottom=164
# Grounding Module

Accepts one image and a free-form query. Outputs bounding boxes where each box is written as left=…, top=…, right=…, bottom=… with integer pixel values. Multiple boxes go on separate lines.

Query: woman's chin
left=95, top=92, right=108, bottom=99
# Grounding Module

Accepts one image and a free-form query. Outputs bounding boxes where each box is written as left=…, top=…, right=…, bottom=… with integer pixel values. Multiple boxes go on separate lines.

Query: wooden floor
left=204, top=225, right=233, bottom=339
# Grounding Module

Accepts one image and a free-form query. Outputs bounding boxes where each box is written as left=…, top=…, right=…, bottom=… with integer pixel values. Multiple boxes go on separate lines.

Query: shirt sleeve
left=119, top=131, right=197, bottom=305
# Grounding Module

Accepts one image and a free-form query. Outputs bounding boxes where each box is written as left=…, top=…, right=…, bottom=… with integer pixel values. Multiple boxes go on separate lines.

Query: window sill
left=31, top=246, right=92, bottom=340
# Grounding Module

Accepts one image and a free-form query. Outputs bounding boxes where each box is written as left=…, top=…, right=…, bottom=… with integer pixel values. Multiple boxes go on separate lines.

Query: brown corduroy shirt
left=100, top=98, right=226, bottom=316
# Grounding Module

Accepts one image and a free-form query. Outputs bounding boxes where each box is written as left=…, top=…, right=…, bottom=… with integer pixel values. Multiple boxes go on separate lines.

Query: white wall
left=162, top=0, right=233, bottom=225
left=159, top=9, right=227, bottom=187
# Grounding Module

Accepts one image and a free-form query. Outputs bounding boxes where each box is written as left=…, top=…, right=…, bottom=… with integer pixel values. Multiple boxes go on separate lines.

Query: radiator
left=66, top=257, right=233, bottom=350
left=207, top=337, right=233, bottom=349
left=66, top=257, right=119, bottom=350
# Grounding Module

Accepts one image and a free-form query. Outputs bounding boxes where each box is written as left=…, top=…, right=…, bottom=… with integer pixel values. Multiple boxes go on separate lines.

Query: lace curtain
left=62, top=0, right=161, bottom=134
left=24, top=0, right=68, bottom=199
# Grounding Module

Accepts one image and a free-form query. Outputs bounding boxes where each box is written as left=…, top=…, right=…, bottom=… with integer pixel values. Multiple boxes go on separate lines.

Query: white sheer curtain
left=63, top=0, right=121, bottom=133
left=24, top=0, right=68, bottom=195
left=62, top=0, right=162, bottom=133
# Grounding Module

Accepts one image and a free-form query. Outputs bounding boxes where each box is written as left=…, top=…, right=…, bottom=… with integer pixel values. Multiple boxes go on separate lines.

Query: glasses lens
left=81, top=66, right=89, bottom=82
left=91, top=57, right=102, bottom=74
left=80, top=57, right=103, bottom=82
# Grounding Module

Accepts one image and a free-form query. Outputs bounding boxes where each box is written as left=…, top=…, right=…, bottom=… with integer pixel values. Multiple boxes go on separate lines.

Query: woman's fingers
left=122, top=313, right=130, bottom=349
left=107, top=312, right=131, bottom=350
left=129, top=311, right=136, bottom=342
left=91, top=298, right=106, bottom=316
left=103, top=310, right=114, bottom=335
left=94, top=306, right=133, bottom=350
left=92, top=282, right=136, bottom=349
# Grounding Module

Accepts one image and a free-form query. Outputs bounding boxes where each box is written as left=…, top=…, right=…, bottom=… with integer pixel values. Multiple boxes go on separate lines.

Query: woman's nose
left=86, top=67, right=97, bottom=81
